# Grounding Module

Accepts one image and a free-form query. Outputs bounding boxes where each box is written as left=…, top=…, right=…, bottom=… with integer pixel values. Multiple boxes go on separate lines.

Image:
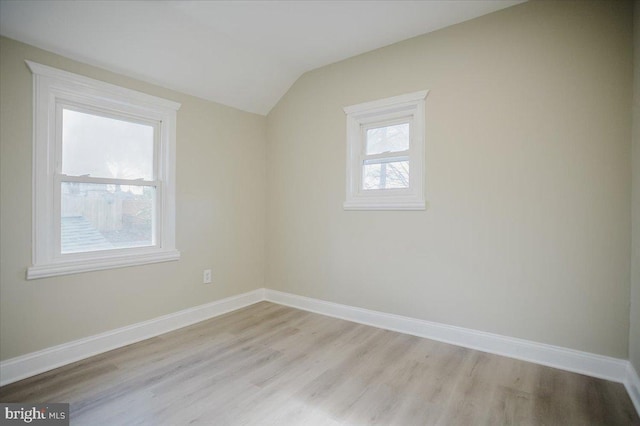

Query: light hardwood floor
left=1, top=302, right=638, bottom=425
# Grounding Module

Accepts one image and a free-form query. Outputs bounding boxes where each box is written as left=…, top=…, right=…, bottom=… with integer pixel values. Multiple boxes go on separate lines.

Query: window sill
left=343, top=199, right=426, bottom=211
left=26, top=249, right=181, bottom=280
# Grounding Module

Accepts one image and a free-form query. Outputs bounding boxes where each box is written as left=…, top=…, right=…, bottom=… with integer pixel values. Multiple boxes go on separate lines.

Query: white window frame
left=343, top=90, right=428, bottom=210
left=26, top=61, right=181, bottom=279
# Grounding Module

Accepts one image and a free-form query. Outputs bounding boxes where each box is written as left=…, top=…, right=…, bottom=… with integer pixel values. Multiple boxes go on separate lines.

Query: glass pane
left=61, top=182, right=154, bottom=253
left=363, top=160, right=409, bottom=190
left=365, top=122, right=410, bottom=155
left=62, top=109, right=154, bottom=180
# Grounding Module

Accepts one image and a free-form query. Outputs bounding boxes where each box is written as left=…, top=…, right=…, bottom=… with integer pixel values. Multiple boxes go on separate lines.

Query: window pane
left=363, top=160, right=409, bottom=190
left=365, top=122, right=410, bottom=155
left=62, top=109, right=154, bottom=180
left=61, top=182, right=154, bottom=253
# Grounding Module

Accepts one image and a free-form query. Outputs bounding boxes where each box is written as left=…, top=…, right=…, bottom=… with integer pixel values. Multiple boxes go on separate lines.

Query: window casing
left=26, top=61, right=180, bottom=279
left=343, top=90, right=428, bottom=210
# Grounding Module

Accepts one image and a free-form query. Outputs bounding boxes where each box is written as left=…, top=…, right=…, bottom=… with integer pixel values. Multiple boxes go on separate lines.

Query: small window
left=26, top=61, right=181, bottom=279
left=343, top=90, right=428, bottom=210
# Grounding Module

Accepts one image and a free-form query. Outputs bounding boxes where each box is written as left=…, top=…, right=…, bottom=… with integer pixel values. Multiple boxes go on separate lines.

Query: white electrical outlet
left=203, top=269, right=212, bottom=284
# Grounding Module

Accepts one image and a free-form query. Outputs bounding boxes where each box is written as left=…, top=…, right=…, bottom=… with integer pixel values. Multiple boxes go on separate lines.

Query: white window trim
left=26, top=61, right=181, bottom=280
left=343, top=90, right=428, bottom=210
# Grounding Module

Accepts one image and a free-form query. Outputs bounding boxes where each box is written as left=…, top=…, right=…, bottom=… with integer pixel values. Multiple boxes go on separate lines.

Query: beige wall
left=266, top=1, right=633, bottom=358
left=0, top=36, right=267, bottom=360
left=631, top=0, right=640, bottom=371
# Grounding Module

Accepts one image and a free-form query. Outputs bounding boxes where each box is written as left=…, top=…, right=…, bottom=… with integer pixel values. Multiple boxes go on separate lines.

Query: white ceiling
left=0, top=0, right=524, bottom=115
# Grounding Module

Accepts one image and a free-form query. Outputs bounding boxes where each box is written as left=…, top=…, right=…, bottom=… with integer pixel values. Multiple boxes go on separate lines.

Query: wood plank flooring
left=1, top=302, right=638, bottom=425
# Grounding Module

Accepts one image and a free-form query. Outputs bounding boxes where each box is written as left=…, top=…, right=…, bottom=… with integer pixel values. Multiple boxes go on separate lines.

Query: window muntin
left=343, top=90, right=427, bottom=210
left=26, top=60, right=180, bottom=279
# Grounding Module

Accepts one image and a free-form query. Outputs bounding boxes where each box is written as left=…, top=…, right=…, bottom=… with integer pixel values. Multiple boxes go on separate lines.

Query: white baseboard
left=1, top=286, right=637, bottom=418
left=0, top=288, right=265, bottom=387
left=625, top=363, right=640, bottom=415
left=264, top=289, right=630, bottom=384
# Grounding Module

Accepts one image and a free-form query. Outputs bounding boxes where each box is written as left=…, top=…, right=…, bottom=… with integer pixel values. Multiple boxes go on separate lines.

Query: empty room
left=0, top=0, right=639, bottom=424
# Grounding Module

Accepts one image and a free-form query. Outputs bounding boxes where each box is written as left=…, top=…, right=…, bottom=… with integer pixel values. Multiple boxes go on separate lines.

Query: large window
left=343, top=90, right=428, bottom=210
left=27, top=61, right=180, bottom=279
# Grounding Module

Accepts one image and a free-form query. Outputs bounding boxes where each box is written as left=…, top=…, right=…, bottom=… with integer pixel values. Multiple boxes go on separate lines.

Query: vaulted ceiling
left=0, top=1, right=524, bottom=115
